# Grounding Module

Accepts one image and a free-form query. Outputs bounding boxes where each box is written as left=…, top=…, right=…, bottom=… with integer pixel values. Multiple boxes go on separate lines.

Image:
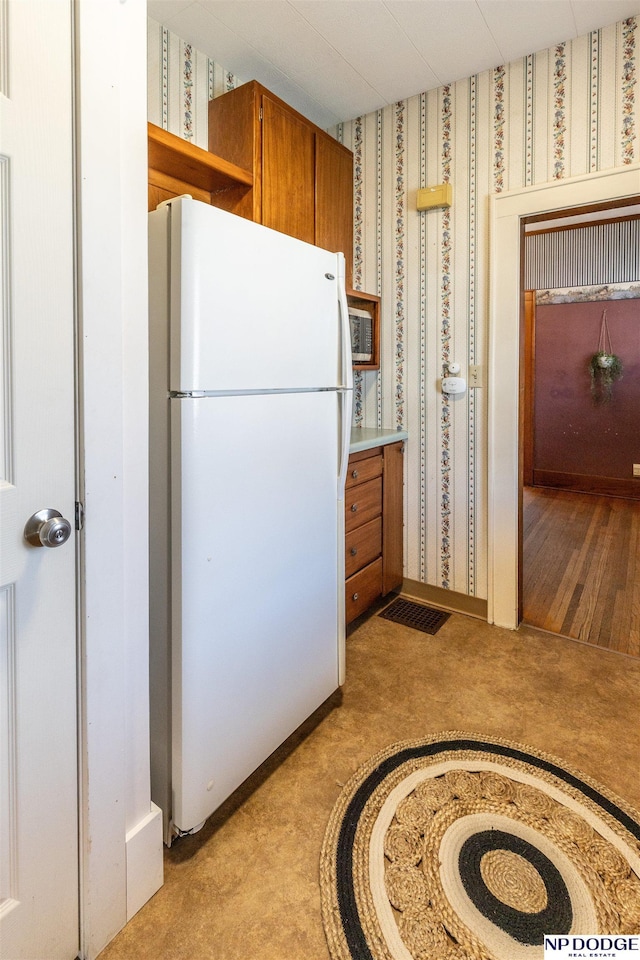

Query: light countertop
left=349, top=426, right=408, bottom=454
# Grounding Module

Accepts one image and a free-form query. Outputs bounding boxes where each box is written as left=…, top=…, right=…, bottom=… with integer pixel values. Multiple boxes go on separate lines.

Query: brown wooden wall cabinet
left=315, top=132, right=355, bottom=271
left=345, top=441, right=404, bottom=624
left=208, top=81, right=354, bottom=288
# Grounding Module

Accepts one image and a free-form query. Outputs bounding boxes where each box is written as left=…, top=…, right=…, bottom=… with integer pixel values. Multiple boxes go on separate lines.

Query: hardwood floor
left=522, top=486, right=640, bottom=656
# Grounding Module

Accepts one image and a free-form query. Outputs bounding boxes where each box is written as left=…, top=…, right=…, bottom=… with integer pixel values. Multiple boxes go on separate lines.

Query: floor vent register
left=379, top=597, right=450, bottom=635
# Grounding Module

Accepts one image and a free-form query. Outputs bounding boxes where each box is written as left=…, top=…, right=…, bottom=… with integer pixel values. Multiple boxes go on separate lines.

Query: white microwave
left=349, top=307, right=373, bottom=363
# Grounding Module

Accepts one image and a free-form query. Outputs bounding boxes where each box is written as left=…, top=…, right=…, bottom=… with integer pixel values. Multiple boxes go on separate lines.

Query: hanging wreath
left=588, top=309, right=623, bottom=403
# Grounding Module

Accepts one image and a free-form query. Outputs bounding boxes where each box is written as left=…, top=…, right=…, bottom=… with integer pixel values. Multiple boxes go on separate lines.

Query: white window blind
left=525, top=218, right=640, bottom=289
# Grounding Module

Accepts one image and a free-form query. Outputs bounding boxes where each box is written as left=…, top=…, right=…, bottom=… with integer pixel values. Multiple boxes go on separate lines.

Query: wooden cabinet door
left=382, top=442, right=404, bottom=594
left=262, top=94, right=315, bottom=244
left=316, top=132, right=354, bottom=288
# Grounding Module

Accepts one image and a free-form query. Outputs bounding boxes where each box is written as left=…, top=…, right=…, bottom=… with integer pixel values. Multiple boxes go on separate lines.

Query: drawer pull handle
left=352, top=592, right=359, bottom=601
left=351, top=469, right=359, bottom=479
left=350, top=503, right=358, bottom=512
left=350, top=547, right=357, bottom=556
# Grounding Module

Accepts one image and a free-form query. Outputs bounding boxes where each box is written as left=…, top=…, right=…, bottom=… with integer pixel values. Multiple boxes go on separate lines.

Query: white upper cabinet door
left=165, top=198, right=344, bottom=393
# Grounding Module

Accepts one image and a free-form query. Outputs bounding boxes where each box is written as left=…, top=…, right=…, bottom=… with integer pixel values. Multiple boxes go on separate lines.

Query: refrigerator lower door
left=171, top=391, right=343, bottom=834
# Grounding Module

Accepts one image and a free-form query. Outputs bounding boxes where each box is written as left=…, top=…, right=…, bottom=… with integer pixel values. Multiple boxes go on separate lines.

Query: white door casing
left=488, top=164, right=640, bottom=629
left=74, top=2, right=163, bottom=955
left=0, top=1, right=79, bottom=958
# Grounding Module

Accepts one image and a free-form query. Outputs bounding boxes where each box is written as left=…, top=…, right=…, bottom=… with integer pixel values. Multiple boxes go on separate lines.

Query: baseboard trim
left=401, top=579, right=487, bottom=620
left=532, top=470, right=640, bottom=500
left=125, top=802, right=164, bottom=921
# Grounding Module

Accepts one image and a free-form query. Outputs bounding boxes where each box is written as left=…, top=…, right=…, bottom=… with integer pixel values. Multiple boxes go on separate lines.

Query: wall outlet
left=633, top=464, right=640, bottom=478
left=469, top=364, right=482, bottom=388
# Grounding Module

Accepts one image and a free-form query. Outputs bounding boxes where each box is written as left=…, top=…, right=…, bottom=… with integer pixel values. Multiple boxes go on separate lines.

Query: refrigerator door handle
left=337, top=388, right=352, bottom=501
left=336, top=254, right=352, bottom=501
left=337, top=255, right=353, bottom=392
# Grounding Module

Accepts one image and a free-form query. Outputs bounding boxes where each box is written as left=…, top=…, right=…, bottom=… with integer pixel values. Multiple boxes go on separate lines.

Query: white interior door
left=0, top=2, right=79, bottom=957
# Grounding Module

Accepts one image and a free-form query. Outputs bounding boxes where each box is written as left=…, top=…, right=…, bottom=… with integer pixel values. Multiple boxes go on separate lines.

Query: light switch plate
left=469, top=364, right=482, bottom=388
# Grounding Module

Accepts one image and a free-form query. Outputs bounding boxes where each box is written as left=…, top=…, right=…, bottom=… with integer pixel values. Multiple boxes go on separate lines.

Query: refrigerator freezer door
left=171, top=391, right=343, bottom=833
left=167, top=197, right=347, bottom=393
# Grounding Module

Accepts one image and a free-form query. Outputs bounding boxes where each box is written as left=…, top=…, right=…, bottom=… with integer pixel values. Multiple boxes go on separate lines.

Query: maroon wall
left=533, top=298, right=640, bottom=487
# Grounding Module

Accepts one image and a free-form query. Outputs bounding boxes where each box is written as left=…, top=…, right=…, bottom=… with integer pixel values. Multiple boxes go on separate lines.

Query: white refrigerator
left=148, top=197, right=353, bottom=843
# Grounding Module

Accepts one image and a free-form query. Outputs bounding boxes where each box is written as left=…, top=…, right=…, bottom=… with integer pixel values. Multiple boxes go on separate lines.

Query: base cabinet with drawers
left=344, top=441, right=404, bottom=624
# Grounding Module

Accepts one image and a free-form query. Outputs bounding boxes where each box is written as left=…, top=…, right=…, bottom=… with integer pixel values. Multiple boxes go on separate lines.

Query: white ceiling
left=147, top=0, right=640, bottom=128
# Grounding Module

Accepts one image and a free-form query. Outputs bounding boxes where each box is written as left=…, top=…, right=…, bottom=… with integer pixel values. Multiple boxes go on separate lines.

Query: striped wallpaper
left=147, top=20, right=242, bottom=146
left=148, top=15, right=638, bottom=602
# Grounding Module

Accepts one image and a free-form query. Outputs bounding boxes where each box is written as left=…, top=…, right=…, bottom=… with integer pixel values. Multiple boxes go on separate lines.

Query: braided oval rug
left=319, top=733, right=640, bottom=960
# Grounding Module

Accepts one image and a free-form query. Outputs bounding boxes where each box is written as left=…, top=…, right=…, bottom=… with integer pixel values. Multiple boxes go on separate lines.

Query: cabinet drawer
left=345, top=517, right=382, bottom=579
left=345, top=453, right=383, bottom=489
left=345, top=477, right=382, bottom=534
left=345, top=558, right=383, bottom=623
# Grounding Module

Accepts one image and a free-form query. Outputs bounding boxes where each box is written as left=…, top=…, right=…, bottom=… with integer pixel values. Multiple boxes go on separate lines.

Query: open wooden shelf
left=148, top=122, right=253, bottom=211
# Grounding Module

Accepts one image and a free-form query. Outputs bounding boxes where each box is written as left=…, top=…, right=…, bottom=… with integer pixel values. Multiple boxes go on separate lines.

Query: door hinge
left=259, top=106, right=263, bottom=121
left=75, top=501, right=85, bottom=532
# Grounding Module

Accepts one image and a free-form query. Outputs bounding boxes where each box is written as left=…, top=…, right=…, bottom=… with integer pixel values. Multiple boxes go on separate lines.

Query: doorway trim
left=74, top=2, right=163, bottom=956
left=487, top=163, right=640, bottom=629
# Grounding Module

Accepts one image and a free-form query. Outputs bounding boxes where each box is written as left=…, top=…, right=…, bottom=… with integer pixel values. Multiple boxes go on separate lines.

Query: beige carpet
left=98, top=608, right=640, bottom=960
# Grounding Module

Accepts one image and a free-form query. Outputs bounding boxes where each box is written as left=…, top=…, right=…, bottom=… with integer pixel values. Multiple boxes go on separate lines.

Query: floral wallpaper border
left=536, top=282, right=640, bottom=304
